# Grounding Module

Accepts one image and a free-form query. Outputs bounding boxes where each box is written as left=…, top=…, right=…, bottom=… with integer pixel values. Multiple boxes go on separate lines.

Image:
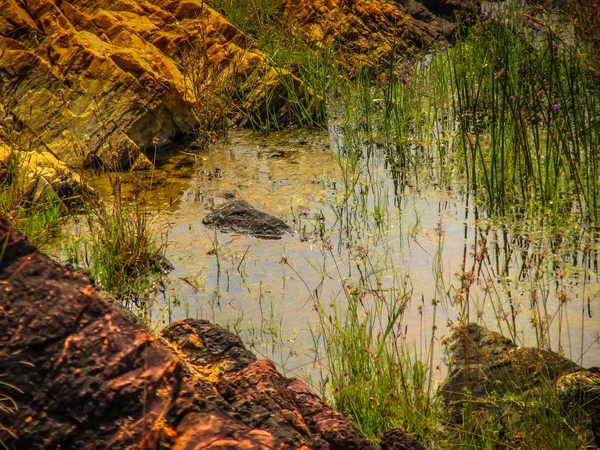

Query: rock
left=286, top=377, right=377, bottom=449
left=0, top=142, right=93, bottom=204
left=0, top=221, right=375, bottom=448
left=0, top=0, right=310, bottom=170
left=161, top=320, right=257, bottom=383
left=162, top=320, right=376, bottom=449
left=380, top=427, right=426, bottom=450
left=202, top=199, right=292, bottom=238
left=439, top=323, right=599, bottom=447
left=556, top=369, right=600, bottom=447
left=281, top=0, right=475, bottom=70
left=0, top=218, right=282, bottom=449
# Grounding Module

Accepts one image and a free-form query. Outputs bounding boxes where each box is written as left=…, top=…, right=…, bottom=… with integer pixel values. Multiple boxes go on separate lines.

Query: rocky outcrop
left=0, top=219, right=373, bottom=449
left=0, top=142, right=93, bottom=204
left=439, top=323, right=600, bottom=447
left=203, top=199, right=292, bottom=238
left=0, top=0, right=304, bottom=170
left=281, top=0, right=476, bottom=69
left=162, top=320, right=376, bottom=449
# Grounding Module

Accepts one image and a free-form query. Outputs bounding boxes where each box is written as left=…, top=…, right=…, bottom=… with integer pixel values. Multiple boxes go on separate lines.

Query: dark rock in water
left=380, top=427, right=426, bottom=450
left=203, top=199, right=292, bottom=238
left=439, top=323, right=600, bottom=447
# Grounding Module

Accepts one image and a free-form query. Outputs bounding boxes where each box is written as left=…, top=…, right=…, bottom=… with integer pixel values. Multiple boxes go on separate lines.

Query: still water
left=113, top=126, right=600, bottom=382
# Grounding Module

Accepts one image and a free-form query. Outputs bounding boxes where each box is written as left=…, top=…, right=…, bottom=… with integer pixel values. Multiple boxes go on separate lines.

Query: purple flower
left=406, top=59, right=411, bottom=68
left=501, top=9, right=506, bottom=15
left=533, top=26, right=541, bottom=33
left=465, top=17, right=471, bottom=23
left=510, top=95, right=515, bottom=101
left=300, top=210, right=309, bottom=217
left=373, top=99, right=380, bottom=106
left=495, top=55, right=501, bottom=61
left=326, top=74, right=331, bottom=80
left=553, top=104, right=560, bottom=111
left=342, top=371, right=348, bottom=378
left=593, top=4, right=597, bottom=9
left=552, top=42, right=558, bottom=49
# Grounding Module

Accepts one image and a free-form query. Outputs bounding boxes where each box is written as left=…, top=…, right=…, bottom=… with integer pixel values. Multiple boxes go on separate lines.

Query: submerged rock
left=203, top=199, right=292, bottom=238
left=439, top=323, right=600, bottom=447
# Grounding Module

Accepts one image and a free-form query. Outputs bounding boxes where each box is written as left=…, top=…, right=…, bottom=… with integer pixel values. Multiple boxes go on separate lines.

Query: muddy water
left=56, top=127, right=600, bottom=382
left=111, top=127, right=597, bottom=382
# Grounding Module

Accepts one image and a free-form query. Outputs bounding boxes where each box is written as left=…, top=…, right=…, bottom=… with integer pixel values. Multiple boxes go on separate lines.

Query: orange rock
left=0, top=0, right=304, bottom=169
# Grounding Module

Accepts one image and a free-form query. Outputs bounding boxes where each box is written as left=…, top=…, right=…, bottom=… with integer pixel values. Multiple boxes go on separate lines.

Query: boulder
left=162, top=320, right=376, bottom=449
left=0, top=220, right=373, bottom=449
left=281, top=0, right=476, bottom=70
left=0, top=0, right=308, bottom=170
left=203, top=199, right=292, bottom=238
left=439, top=323, right=600, bottom=447
left=380, top=427, right=426, bottom=450
left=0, top=142, right=93, bottom=204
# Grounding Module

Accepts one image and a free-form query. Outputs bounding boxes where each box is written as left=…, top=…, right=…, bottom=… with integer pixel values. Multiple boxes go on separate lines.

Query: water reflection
left=141, top=127, right=599, bottom=381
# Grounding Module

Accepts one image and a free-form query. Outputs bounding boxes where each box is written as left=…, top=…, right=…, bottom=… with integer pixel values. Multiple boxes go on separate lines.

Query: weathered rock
left=0, top=0, right=307, bottom=169
left=0, top=142, right=93, bottom=203
left=0, top=218, right=284, bottom=449
left=162, top=321, right=376, bottom=449
left=203, top=199, right=292, bottom=238
left=439, top=323, right=600, bottom=447
left=161, top=319, right=257, bottom=383
left=380, top=427, right=426, bottom=450
left=286, top=377, right=377, bottom=449
left=281, top=0, right=475, bottom=70
left=0, top=221, right=375, bottom=449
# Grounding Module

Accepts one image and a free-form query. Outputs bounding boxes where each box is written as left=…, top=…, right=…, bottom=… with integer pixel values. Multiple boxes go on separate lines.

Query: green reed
left=442, top=3, right=600, bottom=223
left=312, top=249, right=438, bottom=445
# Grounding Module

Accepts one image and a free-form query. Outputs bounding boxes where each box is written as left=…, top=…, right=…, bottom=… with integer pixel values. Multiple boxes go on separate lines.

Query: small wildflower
left=495, top=55, right=501, bottom=61
left=300, top=210, right=309, bottom=217
left=406, top=59, right=411, bottom=68
left=500, top=9, right=506, bottom=15
left=533, top=26, right=541, bottom=33
left=553, top=104, right=560, bottom=111
left=441, top=46, right=446, bottom=51
left=552, top=42, right=558, bottom=49
left=342, top=371, right=348, bottom=378
left=326, top=74, right=331, bottom=80
left=510, top=95, right=515, bottom=101
left=373, top=99, right=381, bottom=106
left=465, top=17, right=471, bottom=23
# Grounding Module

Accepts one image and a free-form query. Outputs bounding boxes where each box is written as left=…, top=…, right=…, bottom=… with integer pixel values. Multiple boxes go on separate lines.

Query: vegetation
left=1, top=0, right=599, bottom=448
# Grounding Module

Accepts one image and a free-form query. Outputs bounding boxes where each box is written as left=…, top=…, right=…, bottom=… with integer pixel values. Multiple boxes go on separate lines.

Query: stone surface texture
left=0, top=220, right=375, bottom=449
left=440, top=323, right=600, bottom=447
left=0, top=0, right=286, bottom=169
left=202, top=198, right=292, bottom=238
left=281, top=0, right=476, bottom=69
